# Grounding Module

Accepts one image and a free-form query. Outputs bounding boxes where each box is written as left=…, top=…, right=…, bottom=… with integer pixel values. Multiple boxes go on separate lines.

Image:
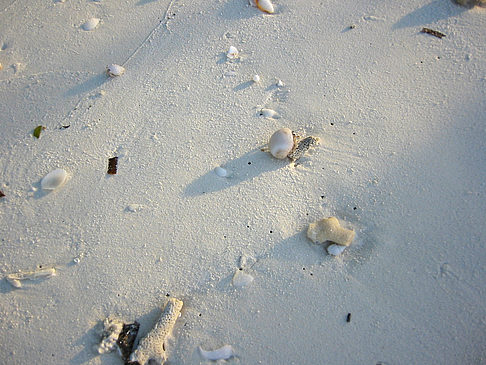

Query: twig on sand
left=421, top=28, right=446, bottom=39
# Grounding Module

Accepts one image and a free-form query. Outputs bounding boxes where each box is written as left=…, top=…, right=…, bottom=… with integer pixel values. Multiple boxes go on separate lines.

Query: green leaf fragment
left=33, top=125, right=45, bottom=138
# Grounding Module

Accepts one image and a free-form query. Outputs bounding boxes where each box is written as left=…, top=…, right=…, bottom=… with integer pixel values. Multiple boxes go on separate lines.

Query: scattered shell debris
left=125, top=204, right=145, bottom=212
left=96, top=317, right=124, bottom=354
left=81, top=18, right=100, bottom=31
left=250, top=0, right=275, bottom=14
left=226, top=46, right=239, bottom=59
left=232, top=269, right=254, bottom=288
left=41, top=168, right=68, bottom=191
left=199, top=345, right=234, bottom=361
left=107, top=64, right=125, bottom=77
left=130, top=298, right=183, bottom=365
left=307, top=217, right=355, bottom=251
left=252, top=74, right=261, bottom=83
left=260, top=108, right=278, bottom=118
left=6, top=266, right=57, bottom=288
left=214, top=166, right=228, bottom=177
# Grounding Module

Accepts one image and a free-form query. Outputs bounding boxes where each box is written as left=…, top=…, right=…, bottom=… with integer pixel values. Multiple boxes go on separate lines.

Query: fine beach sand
left=1, top=0, right=485, bottom=364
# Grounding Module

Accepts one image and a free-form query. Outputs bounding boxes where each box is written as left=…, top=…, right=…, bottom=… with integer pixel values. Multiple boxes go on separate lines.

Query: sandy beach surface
left=1, top=0, right=485, bottom=364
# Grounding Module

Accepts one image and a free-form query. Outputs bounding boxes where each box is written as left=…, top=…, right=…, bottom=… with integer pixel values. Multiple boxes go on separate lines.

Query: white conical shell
left=41, top=169, right=68, bottom=190
left=81, top=18, right=100, bottom=31
left=269, top=128, right=294, bottom=159
left=256, top=0, right=275, bottom=13
left=107, top=64, right=125, bottom=77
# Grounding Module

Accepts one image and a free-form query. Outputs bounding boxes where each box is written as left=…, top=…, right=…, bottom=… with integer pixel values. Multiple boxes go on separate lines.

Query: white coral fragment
left=6, top=266, right=57, bottom=288
left=199, top=345, right=234, bottom=361
left=130, top=298, right=183, bottom=365
left=307, top=217, right=355, bottom=247
left=97, top=317, right=124, bottom=354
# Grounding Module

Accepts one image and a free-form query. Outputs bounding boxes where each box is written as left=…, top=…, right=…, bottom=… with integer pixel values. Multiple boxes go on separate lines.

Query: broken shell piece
left=260, top=108, right=278, bottom=118
left=107, top=64, right=125, bottom=77
left=269, top=128, right=295, bottom=159
left=252, top=74, right=261, bottom=83
left=226, top=46, right=239, bottom=59
left=130, top=298, right=183, bottom=365
left=276, top=79, right=284, bottom=87
left=81, top=18, right=100, bottom=31
left=232, top=270, right=254, bottom=288
left=327, top=244, right=346, bottom=256
left=6, top=266, right=57, bottom=288
left=214, top=166, right=228, bottom=177
left=199, top=345, right=234, bottom=361
left=97, top=317, right=124, bottom=354
left=250, top=0, right=275, bottom=14
left=307, top=217, right=355, bottom=247
left=41, top=169, right=68, bottom=190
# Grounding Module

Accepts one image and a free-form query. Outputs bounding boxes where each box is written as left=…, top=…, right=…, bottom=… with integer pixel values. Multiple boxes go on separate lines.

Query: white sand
left=1, top=0, right=485, bottom=364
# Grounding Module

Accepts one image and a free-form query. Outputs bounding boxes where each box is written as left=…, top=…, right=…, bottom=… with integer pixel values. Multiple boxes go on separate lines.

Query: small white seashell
left=81, top=18, right=100, bottom=31
left=269, top=128, right=295, bottom=159
left=214, top=166, right=228, bottom=177
left=107, top=64, right=125, bottom=77
left=276, top=79, right=284, bottom=87
left=251, top=0, right=275, bottom=13
left=199, top=345, right=234, bottom=361
left=232, top=270, right=254, bottom=288
left=327, top=244, right=346, bottom=256
left=260, top=108, right=278, bottom=118
left=226, top=46, right=239, bottom=59
left=41, top=169, right=68, bottom=190
left=252, top=74, right=260, bottom=83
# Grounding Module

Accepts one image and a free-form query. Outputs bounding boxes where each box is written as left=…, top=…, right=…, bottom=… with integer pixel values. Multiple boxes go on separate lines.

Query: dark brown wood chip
left=107, top=157, right=118, bottom=175
left=421, top=28, right=446, bottom=39
left=0, top=190, right=5, bottom=198
left=346, top=313, right=352, bottom=322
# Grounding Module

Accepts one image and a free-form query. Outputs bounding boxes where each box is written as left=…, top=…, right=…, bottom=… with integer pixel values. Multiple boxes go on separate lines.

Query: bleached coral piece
left=6, top=266, right=56, bottom=288
left=97, top=317, right=124, bottom=354
left=307, top=217, right=355, bottom=247
left=130, top=298, right=183, bottom=365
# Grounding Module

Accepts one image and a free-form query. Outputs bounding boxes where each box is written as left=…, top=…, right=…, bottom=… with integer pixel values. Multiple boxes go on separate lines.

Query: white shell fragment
left=214, top=166, right=228, bottom=177
left=307, top=217, right=355, bottom=247
left=130, top=298, right=183, bottom=365
left=199, top=345, right=234, bottom=361
left=227, top=46, right=239, bottom=59
left=276, top=79, right=284, bottom=87
left=107, top=64, right=125, bottom=77
left=97, top=317, right=124, bottom=354
left=81, top=18, right=100, bottom=31
left=327, top=244, right=346, bottom=256
left=232, top=270, right=254, bottom=288
left=41, top=169, right=68, bottom=190
left=250, top=0, right=275, bottom=14
left=269, top=128, right=295, bottom=159
left=260, top=108, right=278, bottom=118
left=252, top=74, right=261, bottom=83
left=6, top=266, right=57, bottom=288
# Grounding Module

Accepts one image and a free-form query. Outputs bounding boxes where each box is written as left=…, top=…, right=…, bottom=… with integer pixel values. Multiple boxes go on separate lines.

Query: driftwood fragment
left=421, top=28, right=446, bottom=39
left=108, top=157, right=118, bottom=175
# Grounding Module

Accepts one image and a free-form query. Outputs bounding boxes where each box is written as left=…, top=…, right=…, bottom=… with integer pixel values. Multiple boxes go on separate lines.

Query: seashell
left=276, top=79, right=284, bottom=87
left=199, top=345, right=234, bottom=361
left=307, top=217, right=355, bottom=247
left=260, top=108, right=278, bottom=118
left=250, top=0, right=275, bottom=14
left=252, top=74, right=260, bottom=83
left=327, top=244, right=346, bottom=256
left=269, top=128, right=295, bottom=159
left=232, top=270, right=254, bottom=288
left=41, top=169, right=68, bottom=190
left=107, top=64, right=125, bottom=77
left=81, top=18, right=100, bottom=31
left=226, top=46, right=239, bottom=59
left=214, top=166, right=228, bottom=177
